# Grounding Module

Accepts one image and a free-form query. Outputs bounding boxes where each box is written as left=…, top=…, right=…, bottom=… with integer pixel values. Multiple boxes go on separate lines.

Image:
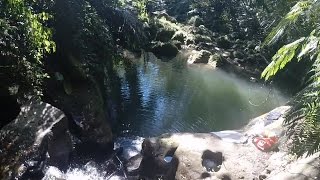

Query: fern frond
left=284, top=51, right=320, bottom=157
left=263, top=0, right=320, bottom=157
left=309, top=52, right=320, bottom=85
left=286, top=99, right=320, bottom=157
left=264, top=1, right=313, bottom=45
left=298, top=32, right=320, bottom=59
left=261, top=38, right=305, bottom=80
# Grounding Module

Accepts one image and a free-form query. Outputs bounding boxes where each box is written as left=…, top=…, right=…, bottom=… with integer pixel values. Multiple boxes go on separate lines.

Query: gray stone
left=222, top=51, right=231, bottom=58
left=247, top=41, right=256, bottom=49
left=150, top=133, right=262, bottom=180
left=208, top=53, right=221, bottom=67
left=255, top=46, right=261, bottom=52
left=233, top=51, right=245, bottom=59
left=156, top=11, right=177, bottom=23
left=186, top=38, right=194, bottom=45
left=126, top=138, right=179, bottom=179
left=172, top=40, right=182, bottom=50
left=119, top=106, right=320, bottom=180
left=155, top=28, right=175, bottom=42
left=0, top=98, right=72, bottom=179
left=126, top=154, right=143, bottom=175
left=151, top=42, right=179, bottom=58
left=194, top=34, right=212, bottom=44
left=217, top=36, right=232, bottom=49
left=188, top=50, right=212, bottom=64
left=188, top=16, right=204, bottom=27
left=172, top=31, right=186, bottom=43
left=187, top=9, right=200, bottom=16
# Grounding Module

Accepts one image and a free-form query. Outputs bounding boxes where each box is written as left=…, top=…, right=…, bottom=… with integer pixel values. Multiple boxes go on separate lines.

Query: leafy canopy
left=0, top=0, right=56, bottom=95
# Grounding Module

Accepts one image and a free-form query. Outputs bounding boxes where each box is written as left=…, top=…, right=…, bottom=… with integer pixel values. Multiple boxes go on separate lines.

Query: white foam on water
left=43, top=163, right=108, bottom=180
left=115, top=136, right=144, bottom=160
left=43, top=136, right=144, bottom=180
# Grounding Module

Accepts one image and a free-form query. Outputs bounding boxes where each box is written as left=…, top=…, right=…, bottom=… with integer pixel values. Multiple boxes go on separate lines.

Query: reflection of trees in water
left=116, top=59, right=144, bottom=135
left=124, top=60, right=143, bottom=110
left=117, top=58, right=287, bottom=136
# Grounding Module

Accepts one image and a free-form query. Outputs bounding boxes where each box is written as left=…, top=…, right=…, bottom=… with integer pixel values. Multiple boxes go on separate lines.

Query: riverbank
left=1, top=97, right=318, bottom=179
left=1, top=1, right=316, bottom=179
left=120, top=106, right=320, bottom=180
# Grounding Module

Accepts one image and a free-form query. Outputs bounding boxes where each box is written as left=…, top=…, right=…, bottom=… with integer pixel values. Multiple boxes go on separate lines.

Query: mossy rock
left=172, top=31, right=186, bottom=43
left=217, top=36, right=232, bottom=49
left=155, top=28, right=176, bottom=42
left=188, top=16, right=204, bottom=27
left=188, top=50, right=212, bottom=64
left=194, top=34, right=212, bottom=44
left=151, top=42, right=179, bottom=59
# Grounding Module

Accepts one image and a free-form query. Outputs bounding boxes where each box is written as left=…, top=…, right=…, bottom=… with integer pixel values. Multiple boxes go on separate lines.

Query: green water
left=117, top=53, right=288, bottom=137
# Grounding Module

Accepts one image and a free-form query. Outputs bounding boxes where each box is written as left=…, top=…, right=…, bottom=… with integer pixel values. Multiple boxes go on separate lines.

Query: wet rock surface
left=187, top=50, right=212, bottom=64
left=0, top=98, right=72, bottom=179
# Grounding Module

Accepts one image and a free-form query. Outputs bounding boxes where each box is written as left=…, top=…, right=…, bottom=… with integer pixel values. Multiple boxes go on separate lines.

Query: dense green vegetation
left=0, top=0, right=319, bottom=157
left=261, top=0, right=320, bottom=157
left=0, top=0, right=55, bottom=95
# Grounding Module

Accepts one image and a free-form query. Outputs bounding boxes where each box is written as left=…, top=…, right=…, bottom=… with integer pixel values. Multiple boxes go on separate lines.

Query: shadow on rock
left=126, top=139, right=179, bottom=180
left=201, top=150, right=223, bottom=172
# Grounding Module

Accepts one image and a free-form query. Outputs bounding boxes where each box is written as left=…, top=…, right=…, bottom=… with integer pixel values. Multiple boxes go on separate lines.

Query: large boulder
left=232, top=50, right=245, bottom=59
left=45, top=64, right=114, bottom=149
left=0, top=98, right=72, bottom=179
left=172, top=31, right=186, bottom=43
left=50, top=0, right=122, bottom=150
left=122, top=106, right=320, bottom=180
left=217, top=36, right=232, bottom=49
left=188, top=50, right=212, bottom=64
left=151, top=133, right=265, bottom=180
left=194, top=34, right=212, bottom=44
left=188, top=16, right=204, bottom=27
left=151, top=42, right=179, bottom=59
left=155, top=28, right=175, bottom=42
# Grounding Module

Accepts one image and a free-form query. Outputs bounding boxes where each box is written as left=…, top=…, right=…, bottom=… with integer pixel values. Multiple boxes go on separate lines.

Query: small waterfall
left=43, top=137, right=144, bottom=180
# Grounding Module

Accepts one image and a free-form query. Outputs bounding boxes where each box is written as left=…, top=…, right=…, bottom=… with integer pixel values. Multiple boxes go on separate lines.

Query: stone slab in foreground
left=125, top=106, right=319, bottom=180
left=0, top=98, right=72, bottom=179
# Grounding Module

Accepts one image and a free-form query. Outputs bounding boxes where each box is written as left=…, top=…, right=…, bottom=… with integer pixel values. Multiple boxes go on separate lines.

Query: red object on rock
left=252, top=136, right=278, bottom=152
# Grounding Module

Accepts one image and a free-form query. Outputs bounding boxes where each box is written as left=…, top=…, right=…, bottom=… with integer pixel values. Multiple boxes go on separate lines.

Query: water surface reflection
left=117, top=53, right=288, bottom=137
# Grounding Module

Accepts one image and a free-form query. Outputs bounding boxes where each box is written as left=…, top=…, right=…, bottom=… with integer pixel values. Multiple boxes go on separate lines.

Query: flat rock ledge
left=124, top=106, right=320, bottom=180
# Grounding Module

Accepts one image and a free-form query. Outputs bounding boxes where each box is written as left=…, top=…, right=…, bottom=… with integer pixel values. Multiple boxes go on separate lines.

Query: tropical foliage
left=133, top=0, right=149, bottom=21
left=261, top=0, right=320, bottom=157
left=0, top=0, right=56, bottom=95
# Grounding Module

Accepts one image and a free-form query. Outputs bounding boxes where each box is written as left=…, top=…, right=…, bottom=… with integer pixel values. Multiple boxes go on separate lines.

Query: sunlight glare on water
left=117, top=53, right=288, bottom=137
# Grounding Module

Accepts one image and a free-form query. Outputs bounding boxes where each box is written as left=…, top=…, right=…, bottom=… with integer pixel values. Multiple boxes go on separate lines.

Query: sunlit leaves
left=262, top=38, right=305, bottom=80
left=262, top=0, right=320, bottom=156
left=264, top=1, right=312, bottom=45
left=132, top=0, right=149, bottom=22
left=298, top=33, right=319, bottom=59
left=0, top=0, right=55, bottom=95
